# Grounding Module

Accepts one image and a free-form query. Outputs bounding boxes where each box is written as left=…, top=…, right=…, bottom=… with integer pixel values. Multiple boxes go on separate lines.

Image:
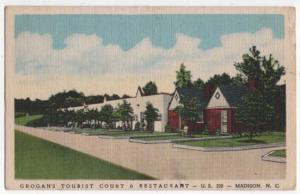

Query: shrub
left=15, top=112, right=26, bottom=118
left=134, top=122, right=141, bottom=131
left=216, top=128, right=221, bottom=136
left=164, top=125, right=172, bottom=133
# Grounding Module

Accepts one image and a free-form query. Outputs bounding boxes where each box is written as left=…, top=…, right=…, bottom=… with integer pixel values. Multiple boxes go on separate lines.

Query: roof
left=219, top=85, right=249, bottom=106
left=176, top=88, right=209, bottom=108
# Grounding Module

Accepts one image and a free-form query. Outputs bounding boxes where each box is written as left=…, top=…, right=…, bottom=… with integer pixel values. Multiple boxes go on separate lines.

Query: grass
left=177, top=132, right=285, bottom=148
left=15, top=130, right=153, bottom=179
left=134, top=135, right=183, bottom=141
left=15, top=115, right=43, bottom=126
left=101, top=131, right=177, bottom=137
left=270, top=149, right=286, bottom=158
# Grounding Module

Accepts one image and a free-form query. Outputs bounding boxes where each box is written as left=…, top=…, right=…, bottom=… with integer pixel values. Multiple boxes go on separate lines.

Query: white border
left=0, top=1, right=299, bottom=194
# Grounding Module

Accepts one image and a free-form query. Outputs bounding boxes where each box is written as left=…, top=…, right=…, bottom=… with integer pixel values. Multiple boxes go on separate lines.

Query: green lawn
left=101, top=131, right=177, bottom=137
left=15, top=130, right=153, bottom=179
left=15, top=115, right=43, bottom=126
left=270, top=149, right=286, bottom=158
left=134, top=135, right=183, bottom=141
left=178, top=132, right=285, bottom=148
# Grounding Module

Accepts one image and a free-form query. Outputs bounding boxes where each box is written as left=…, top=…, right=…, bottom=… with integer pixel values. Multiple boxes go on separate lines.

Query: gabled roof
left=218, top=85, right=249, bottom=106
left=136, top=86, right=144, bottom=97
left=176, top=88, right=209, bottom=108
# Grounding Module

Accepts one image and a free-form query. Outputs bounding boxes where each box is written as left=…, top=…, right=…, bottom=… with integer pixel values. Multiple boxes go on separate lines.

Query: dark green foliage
left=234, top=46, right=286, bottom=131
left=142, top=81, right=158, bottom=95
left=15, top=112, right=26, bottom=118
left=235, top=90, right=275, bottom=140
left=174, top=63, right=193, bottom=88
left=193, top=78, right=205, bottom=89
left=234, top=46, right=285, bottom=91
left=134, top=122, right=141, bottom=131
left=231, top=74, right=247, bottom=86
left=144, top=102, right=159, bottom=131
left=206, top=73, right=232, bottom=86
left=175, top=93, right=202, bottom=123
left=100, top=104, right=114, bottom=127
left=115, top=100, right=134, bottom=128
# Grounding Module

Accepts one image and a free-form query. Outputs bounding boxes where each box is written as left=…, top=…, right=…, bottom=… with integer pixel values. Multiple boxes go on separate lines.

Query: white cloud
left=15, top=28, right=285, bottom=99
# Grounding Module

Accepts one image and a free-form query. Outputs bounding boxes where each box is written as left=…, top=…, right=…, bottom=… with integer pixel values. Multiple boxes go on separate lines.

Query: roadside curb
left=97, top=135, right=129, bottom=139
left=261, top=150, right=286, bottom=163
left=173, top=142, right=286, bottom=152
left=129, top=135, right=232, bottom=144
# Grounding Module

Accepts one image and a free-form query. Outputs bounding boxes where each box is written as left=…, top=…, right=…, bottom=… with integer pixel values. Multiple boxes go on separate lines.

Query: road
left=15, top=125, right=286, bottom=180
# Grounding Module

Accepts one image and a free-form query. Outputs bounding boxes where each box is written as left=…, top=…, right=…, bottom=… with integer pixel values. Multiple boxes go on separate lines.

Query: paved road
left=15, top=126, right=286, bottom=180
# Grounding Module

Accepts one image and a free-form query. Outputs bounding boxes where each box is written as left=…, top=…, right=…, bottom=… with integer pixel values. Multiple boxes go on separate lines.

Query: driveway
left=15, top=125, right=286, bottom=180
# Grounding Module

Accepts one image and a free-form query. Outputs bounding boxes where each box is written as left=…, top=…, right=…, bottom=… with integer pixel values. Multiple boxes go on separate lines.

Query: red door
left=168, top=110, right=179, bottom=130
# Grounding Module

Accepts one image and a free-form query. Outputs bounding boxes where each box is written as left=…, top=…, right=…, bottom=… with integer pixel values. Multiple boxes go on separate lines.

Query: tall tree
left=175, top=93, right=202, bottom=136
left=234, top=46, right=285, bottom=91
left=143, top=81, right=158, bottom=95
left=231, top=74, right=246, bottom=86
left=235, top=90, right=275, bottom=140
left=100, top=104, right=114, bottom=128
left=144, top=102, right=159, bottom=131
left=234, top=46, right=286, bottom=130
left=193, top=78, right=205, bottom=89
left=206, top=73, right=232, bottom=86
left=115, top=100, right=134, bottom=129
left=174, top=63, right=193, bottom=88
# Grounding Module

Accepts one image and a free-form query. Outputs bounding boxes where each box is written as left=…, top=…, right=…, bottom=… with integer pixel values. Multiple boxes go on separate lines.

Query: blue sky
left=15, top=14, right=284, bottom=50
left=15, top=14, right=285, bottom=99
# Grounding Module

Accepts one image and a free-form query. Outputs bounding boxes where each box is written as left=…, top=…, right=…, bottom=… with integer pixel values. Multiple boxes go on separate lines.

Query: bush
left=134, top=122, right=141, bottom=131
left=26, top=116, right=47, bottom=127
left=216, top=128, right=221, bottom=136
left=15, top=112, right=26, bottom=118
left=202, top=129, right=209, bottom=135
left=164, top=125, right=172, bottom=133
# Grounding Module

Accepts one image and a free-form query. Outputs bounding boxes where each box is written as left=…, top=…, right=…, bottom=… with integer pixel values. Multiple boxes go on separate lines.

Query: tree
left=175, top=93, right=202, bottom=136
left=100, top=104, right=114, bottom=128
left=75, top=109, right=86, bottom=128
left=234, top=46, right=285, bottom=91
left=235, top=90, right=275, bottom=140
left=231, top=74, right=246, bottom=86
left=115, top=100, right=134, bottom=130
left=143, top=81, right=158, bottom=95
left=193, top=78, right=205, bottom=89
left=144, top=102, right=159, bottom=131
left=206, top=73, right=232, bottom=86
left=174, top=63, right=193, bottom=88
left=234, top=46, right=286, bottom=130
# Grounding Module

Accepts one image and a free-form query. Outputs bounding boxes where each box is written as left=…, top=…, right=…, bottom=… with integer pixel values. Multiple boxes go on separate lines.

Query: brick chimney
left=203, top=83, right=215, bottom=99
left=247, top=78, right=257, bottom=90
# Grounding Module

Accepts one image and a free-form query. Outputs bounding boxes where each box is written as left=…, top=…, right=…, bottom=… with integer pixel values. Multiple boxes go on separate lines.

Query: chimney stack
left=247, top=78, right=257, bottom=90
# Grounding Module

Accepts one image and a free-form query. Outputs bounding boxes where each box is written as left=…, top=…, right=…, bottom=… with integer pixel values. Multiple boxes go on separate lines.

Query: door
left=221, top=110, right=228, bottom=133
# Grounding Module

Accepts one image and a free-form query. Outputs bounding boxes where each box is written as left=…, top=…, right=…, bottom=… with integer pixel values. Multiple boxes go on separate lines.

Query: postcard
left=5, top=6, right=296, bottom=190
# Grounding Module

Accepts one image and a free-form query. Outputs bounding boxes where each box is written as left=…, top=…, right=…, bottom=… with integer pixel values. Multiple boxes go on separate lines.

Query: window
left=175, top=94, right=178, bottom=101
left=215, top=92, right=220, bottom=100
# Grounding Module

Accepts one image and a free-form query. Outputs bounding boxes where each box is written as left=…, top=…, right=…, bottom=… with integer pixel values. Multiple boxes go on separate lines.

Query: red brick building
left=168, top=84, right=249, bottom=134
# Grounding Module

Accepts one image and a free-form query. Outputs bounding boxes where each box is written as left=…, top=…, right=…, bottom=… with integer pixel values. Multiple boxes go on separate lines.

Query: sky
left=15, top=14, right=285, bottom=99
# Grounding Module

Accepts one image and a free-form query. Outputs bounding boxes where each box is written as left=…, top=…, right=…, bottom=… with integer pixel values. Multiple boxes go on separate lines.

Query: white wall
left=68, top=92, right=172, bottom=132
left=207, top=87, right=230, bottom=109
left=168, top=90, right=180, bottom=110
